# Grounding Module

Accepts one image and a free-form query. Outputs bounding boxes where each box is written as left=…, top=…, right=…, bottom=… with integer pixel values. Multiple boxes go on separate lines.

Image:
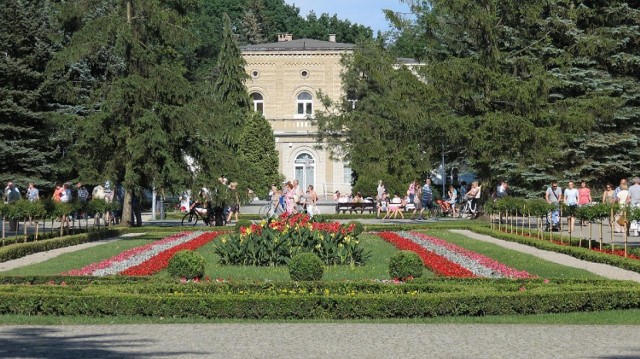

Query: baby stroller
left=546, top=207, right=560, bottom=231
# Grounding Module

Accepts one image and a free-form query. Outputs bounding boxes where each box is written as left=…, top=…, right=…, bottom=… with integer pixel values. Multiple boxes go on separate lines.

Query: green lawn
left=424, top=229, right=601, bottom=279
left=0, top=232, right=172, bottom=276
left=154, top=233, right=411, bottom=281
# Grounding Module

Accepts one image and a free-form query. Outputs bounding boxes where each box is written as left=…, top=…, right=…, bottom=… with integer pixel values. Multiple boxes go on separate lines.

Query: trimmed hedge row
left=0, top=228, right=126, bottom=263
left=0, top=279, right=638, bottom=318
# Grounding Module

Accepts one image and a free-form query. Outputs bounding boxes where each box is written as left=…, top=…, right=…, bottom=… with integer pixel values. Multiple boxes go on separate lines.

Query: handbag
left=617, top=215, right=627, bottom=226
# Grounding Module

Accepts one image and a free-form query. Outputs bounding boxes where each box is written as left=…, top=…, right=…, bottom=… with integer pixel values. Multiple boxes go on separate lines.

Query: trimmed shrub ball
left=167, top=250, right=206, bottom=280
left=288, top=253, right=324, bottom=281
left=388, top=250, right=423, bottom=281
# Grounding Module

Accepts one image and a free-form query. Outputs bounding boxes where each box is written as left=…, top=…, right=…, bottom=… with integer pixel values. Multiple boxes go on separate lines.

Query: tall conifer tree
left=0, top=0, right=58, bottom=186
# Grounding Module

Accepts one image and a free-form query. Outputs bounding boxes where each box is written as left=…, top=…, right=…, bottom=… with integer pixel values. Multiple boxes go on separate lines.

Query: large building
left=241, top=34, right=354, bottom=197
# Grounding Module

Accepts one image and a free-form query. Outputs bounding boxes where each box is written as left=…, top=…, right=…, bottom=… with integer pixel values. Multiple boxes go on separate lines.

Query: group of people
left=545, top=178, right=640, bottom=235
left=268, top=179, right=319, bottom=217
left=372, top=179, right=484, bottom=220
left=2, top=180, right=142, bottom=229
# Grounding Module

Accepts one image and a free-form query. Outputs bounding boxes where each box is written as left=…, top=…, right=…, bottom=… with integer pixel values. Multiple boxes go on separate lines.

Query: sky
left=284, top=0, right=411, bottom=34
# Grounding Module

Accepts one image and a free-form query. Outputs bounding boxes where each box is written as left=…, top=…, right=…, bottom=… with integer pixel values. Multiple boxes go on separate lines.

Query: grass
left=2, top=309, right=640, bottom=325
left=424, top=229, right=602, bottom=279
left=0, top=232, right=174, bottom=276
left=154, top=233, right=412, bottom=281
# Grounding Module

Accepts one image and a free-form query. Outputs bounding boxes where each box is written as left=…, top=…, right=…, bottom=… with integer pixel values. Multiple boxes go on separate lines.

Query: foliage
left=288, top=253, right=324, bottom=281
left=388, top=250, right=424, bottom=281
left=167, top=250, right=206, bottom=280
left=0, top=278, right=639, bottom=319
left=214, top=213, right=369, bottom=266
left=347, top=220, right=365, bottom=236
left=235, top=219, right=253, bottom=233
left=0, top=0, right=58, bottom=185
left=236, top=113, right=281, bottom=198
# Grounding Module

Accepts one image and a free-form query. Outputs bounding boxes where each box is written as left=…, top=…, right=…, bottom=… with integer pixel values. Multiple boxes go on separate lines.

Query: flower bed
left=378, top=232, right=475, bottom=277
left=215, top=213, right=368, bottom=266
left=378, top=231, right=534, bottom=279
left=63, top=231, right=221, bottom=276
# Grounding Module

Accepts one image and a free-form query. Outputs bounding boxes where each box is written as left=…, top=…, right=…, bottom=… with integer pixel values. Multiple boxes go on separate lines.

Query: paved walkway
left=1, top=323, right=640, bottom=358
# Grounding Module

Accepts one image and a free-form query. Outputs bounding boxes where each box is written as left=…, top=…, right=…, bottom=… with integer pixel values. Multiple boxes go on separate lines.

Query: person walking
left=226, top=182, right=240, bottom=224
left=4, top=182, right=21, bottom=231
left=306, top=185, right=318, bottom=217
left=545, top=181, right=562, bottom=231
left=419, top=178, right=434, bottom=220
left=563, top=181, right=579, bottom=233
left=629, top=177, right=640, bottom=236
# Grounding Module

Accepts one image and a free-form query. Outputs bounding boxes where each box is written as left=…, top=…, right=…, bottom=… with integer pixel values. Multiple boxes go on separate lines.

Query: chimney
left=278, top=33, right=293, bottom=42
left=329, top=34, right=336, bottom=42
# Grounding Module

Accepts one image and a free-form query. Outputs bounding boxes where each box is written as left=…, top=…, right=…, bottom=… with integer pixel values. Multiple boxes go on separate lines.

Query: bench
left=336, top=202, right=376, bottom=214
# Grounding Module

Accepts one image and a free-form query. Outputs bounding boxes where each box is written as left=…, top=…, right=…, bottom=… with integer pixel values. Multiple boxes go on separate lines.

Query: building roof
left=241, top=38, right=356, bottom=52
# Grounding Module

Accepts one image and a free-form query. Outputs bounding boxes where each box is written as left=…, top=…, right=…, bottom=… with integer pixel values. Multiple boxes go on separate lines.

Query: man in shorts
left=419, top=178, right=433, bottom=220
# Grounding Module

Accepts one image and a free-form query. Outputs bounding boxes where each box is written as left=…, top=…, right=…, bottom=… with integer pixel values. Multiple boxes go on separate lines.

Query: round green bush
left=347, top=220, right=364, bottom=236
left=388, top=250, right=423, bottom=281
left=167, top=250, right=206, bottom=279
left=235, top=219, right=253, bottom=233
left=288, top=253, right=324, bottom=281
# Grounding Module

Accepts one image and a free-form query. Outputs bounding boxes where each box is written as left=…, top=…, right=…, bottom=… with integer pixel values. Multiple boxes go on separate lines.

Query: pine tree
left=49, top=0, right=202, bottom=224
left=0, top=0, right=58, bottom=186
left=214, top=13, right=251, bottom=110
left=236, top=113, right=281, bottom=198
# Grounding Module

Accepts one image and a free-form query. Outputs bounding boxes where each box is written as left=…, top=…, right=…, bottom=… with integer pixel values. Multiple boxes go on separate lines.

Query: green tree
left=315, top=41, right=438, bottom=197
left=214, top=13, right=251, bottom=110
left=0, top=0, right=58, bottom=186
left=49, top=0, right=204, bottom=224
left=236, top=113, right=281, bottom=198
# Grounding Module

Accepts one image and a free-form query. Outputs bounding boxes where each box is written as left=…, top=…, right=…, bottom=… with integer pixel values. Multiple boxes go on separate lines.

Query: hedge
left=0, top=278, right=637, bottom=319
left=0, top=228, right=127, bottom=263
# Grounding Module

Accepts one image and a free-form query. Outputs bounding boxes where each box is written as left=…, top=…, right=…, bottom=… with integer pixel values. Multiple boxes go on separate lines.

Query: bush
left=289, top=253, right=324, bottom=281
left=348, top=220, right=365, bottom=236
left=167, top=250, right=206, bottom=280
left=235, top=219, right=252, bottom=233
left=389, top=250, right=424, bottom=281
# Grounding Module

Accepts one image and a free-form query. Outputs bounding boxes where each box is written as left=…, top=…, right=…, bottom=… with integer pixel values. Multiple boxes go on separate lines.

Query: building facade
left=241, top=34, right=354, bottom=198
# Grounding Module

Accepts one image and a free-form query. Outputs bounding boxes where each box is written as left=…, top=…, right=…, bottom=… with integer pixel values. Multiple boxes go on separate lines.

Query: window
left=251, top=92, right=264, bottom=114
left=296, top=91, right=313, bottom=117
left=343, top=164, right=353, bottom=184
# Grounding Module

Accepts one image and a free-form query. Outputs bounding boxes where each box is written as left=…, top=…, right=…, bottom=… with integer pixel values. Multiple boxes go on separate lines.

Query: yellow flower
left=324, top=288, right=330, bottom=295
left=315, top=243, right=321, bottom=249
left=221, top=238, right=227, bottom=244
left=345, top=235, right=351, bottom=243
left=338, top=243, right=343, bottom=248
left=260, top=219, right=267, bottom=226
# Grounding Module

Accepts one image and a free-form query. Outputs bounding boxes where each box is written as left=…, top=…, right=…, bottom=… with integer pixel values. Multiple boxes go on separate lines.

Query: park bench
left=336, top=202, right=376, bottom=214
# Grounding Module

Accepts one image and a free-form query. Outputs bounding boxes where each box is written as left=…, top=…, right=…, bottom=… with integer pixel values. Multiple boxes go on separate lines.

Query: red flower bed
left=121, top=231, right=222, bottom=276
left=378, top=232, right=476, bottom=278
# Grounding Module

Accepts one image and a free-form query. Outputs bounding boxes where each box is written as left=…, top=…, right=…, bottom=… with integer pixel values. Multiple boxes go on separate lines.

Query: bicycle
left=458, top=199, right=477, bottom=219
left=181, top=203, right=210, bottom=226
left=258, top=202, right=274, bottom=220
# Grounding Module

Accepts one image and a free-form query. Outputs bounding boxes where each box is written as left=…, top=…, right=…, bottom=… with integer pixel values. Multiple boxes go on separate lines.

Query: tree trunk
left=122, top=189, right=133, bottom=226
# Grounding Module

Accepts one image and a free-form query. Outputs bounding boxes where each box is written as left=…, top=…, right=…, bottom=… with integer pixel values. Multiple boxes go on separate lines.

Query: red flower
left=378, top=232, right=476, bottom=278
left=121, top=232, right=221, bottom=276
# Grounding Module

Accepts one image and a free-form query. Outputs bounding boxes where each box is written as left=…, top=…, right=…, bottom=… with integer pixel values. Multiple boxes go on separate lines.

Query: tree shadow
left=0, top=326, right=207, bottom=358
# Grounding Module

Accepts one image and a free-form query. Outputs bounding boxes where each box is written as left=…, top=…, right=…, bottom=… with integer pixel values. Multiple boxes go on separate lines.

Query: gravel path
left=0, top=233, right=145, bottom=272
left=1, top=323, right=640, bottom=358
left=451, top=229, right=640, bottom=283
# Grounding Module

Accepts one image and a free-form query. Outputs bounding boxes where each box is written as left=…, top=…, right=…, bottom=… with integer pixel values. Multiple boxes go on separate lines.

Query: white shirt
left=564, top=188, right=579, bottom=206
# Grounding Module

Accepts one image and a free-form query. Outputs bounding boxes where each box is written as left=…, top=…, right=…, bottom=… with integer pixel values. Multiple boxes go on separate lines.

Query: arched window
left=251, top=92, right=264, bottom=114
left=294, top=153, right=315, bottom=189
left=296, top=91, right=313, bottom=117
